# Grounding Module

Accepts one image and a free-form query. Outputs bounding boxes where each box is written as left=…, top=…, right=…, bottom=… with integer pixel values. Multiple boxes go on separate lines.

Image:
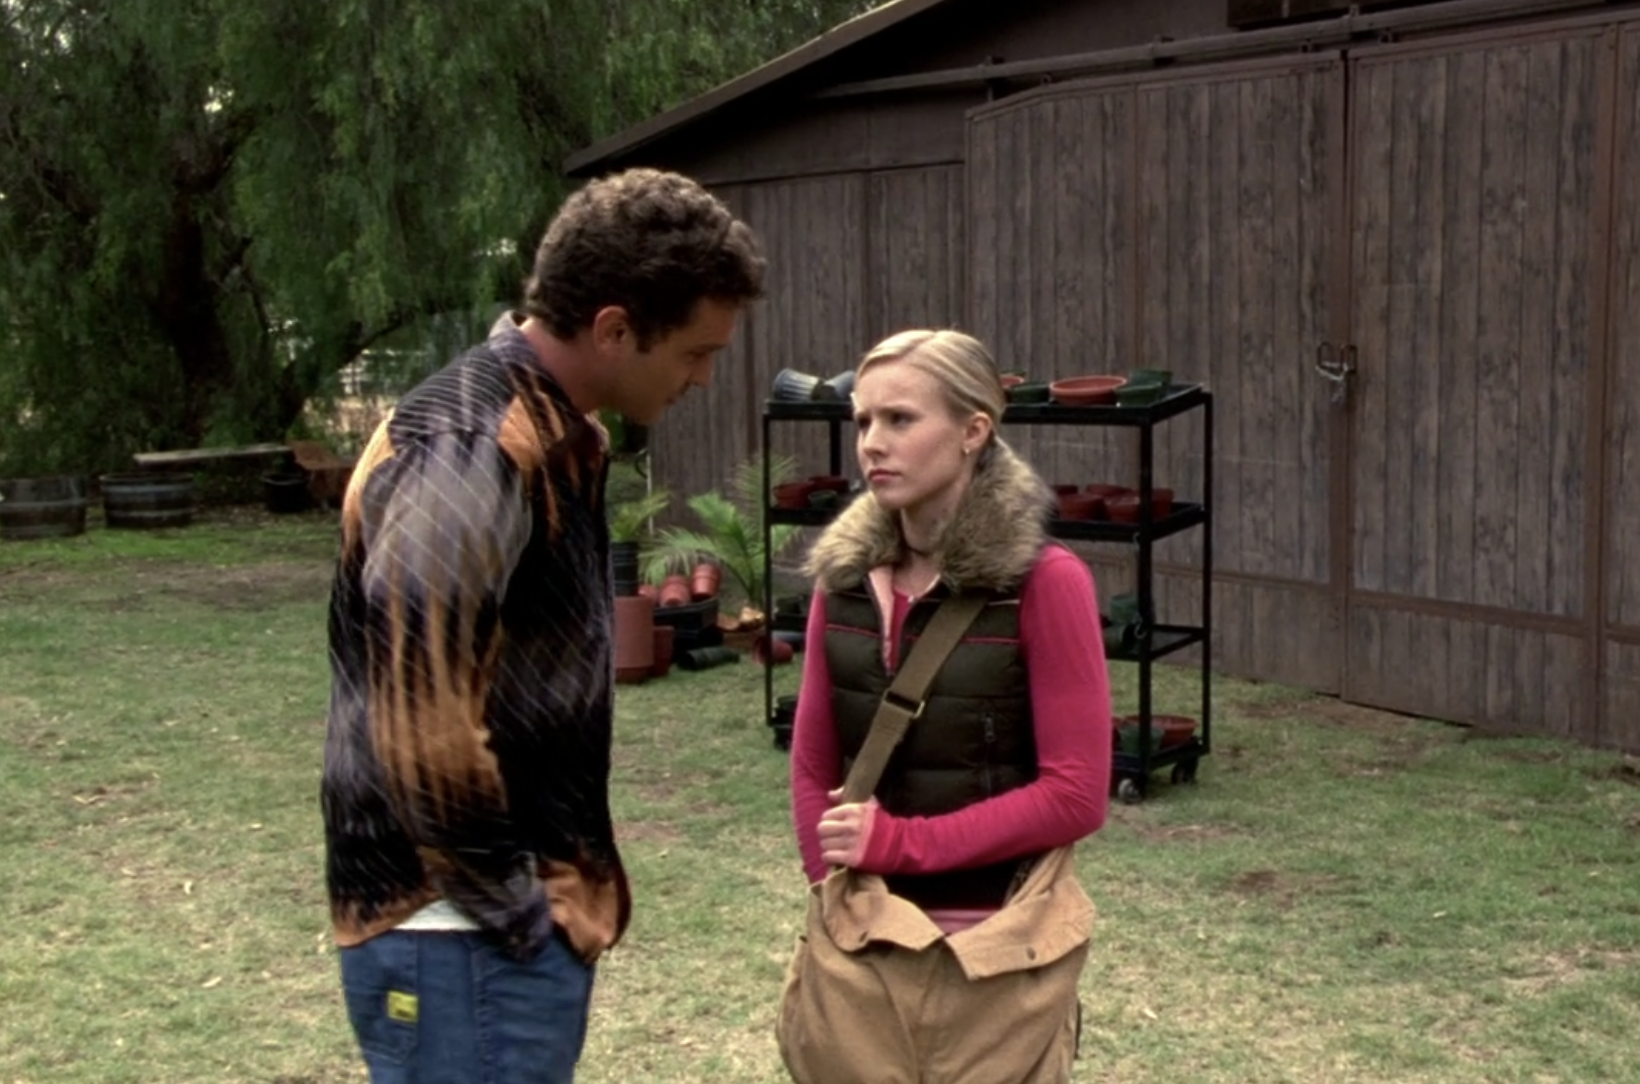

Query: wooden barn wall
left=867, top=167, right=968, bottom=341
left=968, top=56, right=1342, bottom=693
left=1348, top=610, right=1587, bottom=738
left=1351, top=34, right=1597, bottom=617
left=968, top=85, right=1137, bottom=511
left=616, top=0, right=1640, bottom=749
left=1601, top=24, right=1640, bottom=747
left=644, top=95, right=977, bottom=188
left=1345, top=26, right=1604, bottom=737
left=649, top=167, right=968, bottom=506
left=967, top=83, right=1143, bottom=646
left=639, top=184, right=759, bottom=512
left=1136, top=60, right=1341, bottom=693
left=1604, top=643, right=1640, bottom=749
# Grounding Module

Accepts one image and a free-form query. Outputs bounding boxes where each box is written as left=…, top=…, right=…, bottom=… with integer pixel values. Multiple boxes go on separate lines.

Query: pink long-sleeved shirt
left=790, top=543, right=1112, bottom=886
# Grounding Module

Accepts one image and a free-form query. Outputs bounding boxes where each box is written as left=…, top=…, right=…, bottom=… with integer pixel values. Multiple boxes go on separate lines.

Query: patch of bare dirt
left=619, top=819, right=687, bottom=847
left=1229, top=868, right=1281, bottom=894
left=0, top=562, right=77, bottom=590
left=150, top=559, right=331, bottom=611
left=1334, top=742, right=1435, bottom=776
left=1239, top=695, right=1462, bottom=777
left=1489, top=747, right=1566, bottom=763
left=1503, top=949, right=1640, bottom=994
left=1239, top=694, right=1448, bottom=736
left=0, top=697, right=49, bottom=746
left=616, top=765, right=683, bottom=804
left=3, top=549, right=332, bottom=613
left=1110, top=810, right=1242, bottom=845
left=1224, top=868, right=1353, bottom=910
left=68, top=779, right=154, bottom=809
left=17, top=558, right=332, bottom=612
left=1233, top=695, right=1330, bottom=721
left=1592, top=761, right=1640, bottom=787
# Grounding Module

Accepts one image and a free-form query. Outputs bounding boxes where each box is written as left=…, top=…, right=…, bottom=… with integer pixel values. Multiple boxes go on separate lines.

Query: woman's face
left=853, top=360, right=986, bottom=517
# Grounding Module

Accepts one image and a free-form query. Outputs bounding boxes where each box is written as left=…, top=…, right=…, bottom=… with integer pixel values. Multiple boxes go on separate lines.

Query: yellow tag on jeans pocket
left=386, top=990, right=418, bottom=1024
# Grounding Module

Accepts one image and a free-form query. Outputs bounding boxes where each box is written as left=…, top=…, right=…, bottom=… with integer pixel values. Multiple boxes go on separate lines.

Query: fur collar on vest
left=805, top=438, right=1053, bottom=595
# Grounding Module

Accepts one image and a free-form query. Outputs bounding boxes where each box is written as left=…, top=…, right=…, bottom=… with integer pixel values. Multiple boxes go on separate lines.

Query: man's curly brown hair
left=523, top=169, right=765, bottom=348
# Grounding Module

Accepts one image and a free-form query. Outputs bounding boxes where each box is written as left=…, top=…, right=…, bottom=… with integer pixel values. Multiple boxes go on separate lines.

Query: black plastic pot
left=816, top=370, right=856, bottom=401
left=770, top=694, right=798, bottom=751
left=675, top=645, right=740, bottom=671
left=771, top=368, right=824, bottom=402
left=651, top=595, right=720, bottom=634
left=670, top=625, right=724, bottom=655
left=611, top=541, right=641, bottom=596
left=261, top=470, right=312, bottom=514
left=0, top=475, right=89, bottom=541
left=772, top=594, right=809, bottom=633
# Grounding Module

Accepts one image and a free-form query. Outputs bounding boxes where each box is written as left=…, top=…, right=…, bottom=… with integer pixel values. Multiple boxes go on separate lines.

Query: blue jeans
left=340, top=930, right=595, bottom=1084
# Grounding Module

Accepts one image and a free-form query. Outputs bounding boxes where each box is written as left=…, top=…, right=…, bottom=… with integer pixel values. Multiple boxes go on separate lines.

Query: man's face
left=604, top=298, right=741, bottom=425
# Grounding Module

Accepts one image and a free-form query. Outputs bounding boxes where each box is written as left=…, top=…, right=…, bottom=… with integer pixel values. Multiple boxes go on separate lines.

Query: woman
left=779, top=329, right=1112, bottom=1084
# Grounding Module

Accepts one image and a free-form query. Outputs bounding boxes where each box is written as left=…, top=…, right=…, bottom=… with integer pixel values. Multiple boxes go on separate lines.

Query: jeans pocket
left=340, top=933, right=419, bottom=1066
left=470, top=933, right=594, bottom=1083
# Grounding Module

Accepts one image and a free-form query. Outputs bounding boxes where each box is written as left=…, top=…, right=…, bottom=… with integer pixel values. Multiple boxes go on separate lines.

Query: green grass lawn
left=3, top=509, right=1640, bottom=1082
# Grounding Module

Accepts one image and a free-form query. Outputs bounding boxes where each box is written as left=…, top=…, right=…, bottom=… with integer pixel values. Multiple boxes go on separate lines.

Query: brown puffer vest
left=805, top=436, right=1057, bottom=911
left=824, top=585, right=1036, bottom=909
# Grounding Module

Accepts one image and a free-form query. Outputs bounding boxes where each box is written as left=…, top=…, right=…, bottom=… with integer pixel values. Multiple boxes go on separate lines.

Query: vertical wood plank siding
left=1351, top=34, right=1597, bottom=616
left=1346, top=27, right=1602, bottom=737
left=1600, top=28, right=1640, bottom=747
left=1606, top=29, right=1640, bottom=636
left=967, top=60, right=1340, bottom=691
left=652, top=168, right=967, bottom=503
left=969, top=85, right=1137, bottom=510
left=628, top=8, right=1640, bottom=748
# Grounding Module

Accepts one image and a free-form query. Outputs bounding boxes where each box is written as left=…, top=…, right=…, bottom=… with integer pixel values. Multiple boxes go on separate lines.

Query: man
left=321, top=168, right=765, bottom=1083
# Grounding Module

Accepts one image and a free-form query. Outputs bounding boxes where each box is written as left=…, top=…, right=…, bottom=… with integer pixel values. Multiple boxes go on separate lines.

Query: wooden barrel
left=100, top=472, right=197, bottom=530
left=0, top=475, right=89, bottom=540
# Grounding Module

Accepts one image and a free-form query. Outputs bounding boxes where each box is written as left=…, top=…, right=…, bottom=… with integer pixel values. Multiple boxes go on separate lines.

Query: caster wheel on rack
left=1117, top=778, right=1143, bottom=805
left=1170, top=757, right=1199, bottom=785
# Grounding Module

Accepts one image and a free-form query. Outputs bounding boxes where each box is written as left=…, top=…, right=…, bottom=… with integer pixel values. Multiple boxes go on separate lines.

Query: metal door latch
left=1314, top=342, right=1357, bottom=406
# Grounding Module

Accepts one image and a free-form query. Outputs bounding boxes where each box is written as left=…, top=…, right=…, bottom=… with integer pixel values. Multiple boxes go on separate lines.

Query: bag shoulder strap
left=839, top=591, right=990, bottom=804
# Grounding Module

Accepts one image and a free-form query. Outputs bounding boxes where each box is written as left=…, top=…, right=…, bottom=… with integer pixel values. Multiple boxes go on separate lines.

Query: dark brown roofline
left=563, top=0, right=960, bottom=177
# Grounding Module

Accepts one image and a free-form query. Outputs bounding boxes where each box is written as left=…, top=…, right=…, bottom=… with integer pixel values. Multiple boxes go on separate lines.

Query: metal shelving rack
left=761, top=385, right=1213, bottom=802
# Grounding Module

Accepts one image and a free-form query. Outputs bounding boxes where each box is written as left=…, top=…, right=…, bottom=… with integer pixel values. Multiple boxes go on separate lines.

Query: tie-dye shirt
left=321, top=314, right=629, bottom=962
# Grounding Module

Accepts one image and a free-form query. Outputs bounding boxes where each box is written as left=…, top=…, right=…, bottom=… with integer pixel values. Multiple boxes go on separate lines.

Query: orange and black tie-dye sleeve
left=358, top=429, right=547, bottom=952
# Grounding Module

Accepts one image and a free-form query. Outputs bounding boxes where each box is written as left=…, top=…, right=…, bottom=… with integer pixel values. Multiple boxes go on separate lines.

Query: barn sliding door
left=967, top=57, right=1345, bottom=693
left=1344, top=25, right=1607, bottom=736
left=1130, top=57, right=1346, bottom=693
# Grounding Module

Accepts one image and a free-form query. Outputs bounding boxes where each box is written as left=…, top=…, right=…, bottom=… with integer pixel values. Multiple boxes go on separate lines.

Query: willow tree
left=0, top=0, right=873, bottom=475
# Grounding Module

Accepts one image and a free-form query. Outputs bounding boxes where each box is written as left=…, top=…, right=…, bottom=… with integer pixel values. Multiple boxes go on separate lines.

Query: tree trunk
left=152, top=198, right=238, bottom=446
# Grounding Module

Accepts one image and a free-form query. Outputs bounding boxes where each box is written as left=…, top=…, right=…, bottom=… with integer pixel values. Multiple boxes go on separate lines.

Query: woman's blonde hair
left=856, top=329, right=1005, bottom=439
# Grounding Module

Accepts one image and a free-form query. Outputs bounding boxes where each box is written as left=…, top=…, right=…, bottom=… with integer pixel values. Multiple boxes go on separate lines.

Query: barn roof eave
left=563, top=0, right=962, bottom=177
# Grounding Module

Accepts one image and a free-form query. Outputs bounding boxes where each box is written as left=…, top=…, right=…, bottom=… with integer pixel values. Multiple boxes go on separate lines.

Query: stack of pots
left=612, top=541, right=641, bottom=597
left=613, top=595, right=655, bottom=685
left=613, top=562, right=722, bottom=682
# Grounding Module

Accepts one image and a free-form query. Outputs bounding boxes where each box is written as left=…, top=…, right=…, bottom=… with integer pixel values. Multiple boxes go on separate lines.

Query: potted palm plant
left=608, top=487, right=671, bottom=597
left=641, top=454, right=803, bottom=640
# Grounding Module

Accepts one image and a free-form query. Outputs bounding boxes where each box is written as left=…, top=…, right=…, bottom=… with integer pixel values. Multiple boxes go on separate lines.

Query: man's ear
left=590, top=306, right=632, bottom=354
